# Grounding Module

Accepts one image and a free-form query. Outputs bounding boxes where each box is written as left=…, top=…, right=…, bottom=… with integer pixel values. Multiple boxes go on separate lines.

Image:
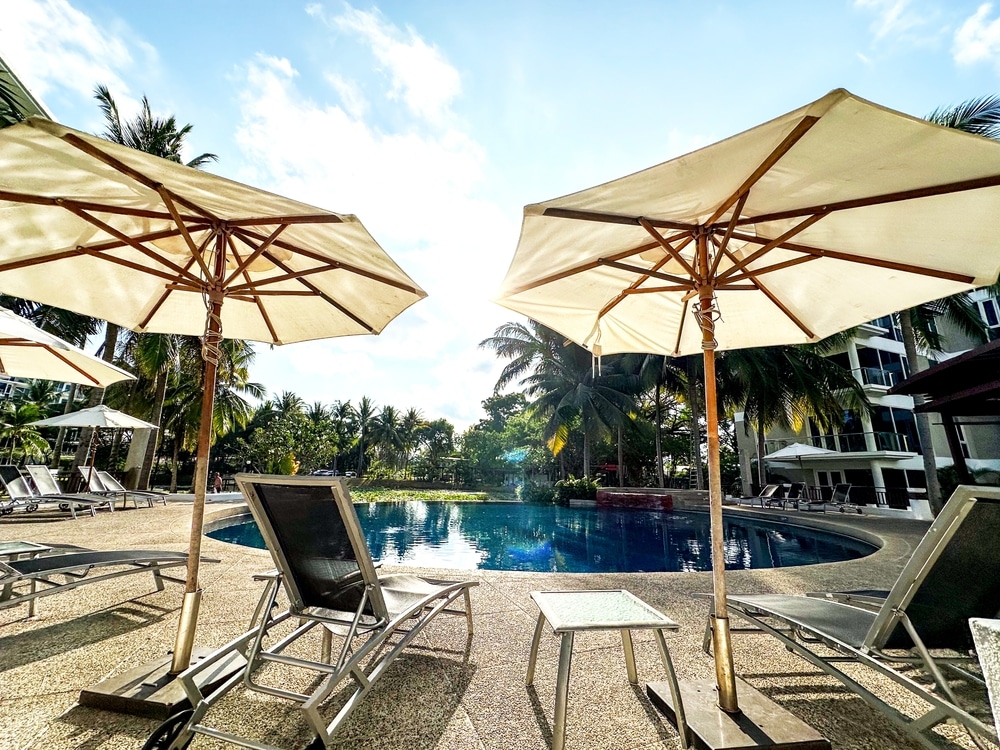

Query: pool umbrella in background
left=496, top=89, right=1000, bottom=748
left=0, top=116, right=426, bottom=714
left=762, top=441, right=838, bottom=488
left=29, top=404, right=157, bottom=478
left=0, top=306, right=134, bottom=387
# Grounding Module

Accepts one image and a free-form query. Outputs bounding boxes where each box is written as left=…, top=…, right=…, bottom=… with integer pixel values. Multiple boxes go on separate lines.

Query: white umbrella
left=762, top=442, right=838, bottom=460
left=0, top=306, right=134, bottom=387
left=30, top=404, right=157, bottom=429
left=497, top=88, right=1000, bottom=742
left=0, top=117, right=425, bottom=695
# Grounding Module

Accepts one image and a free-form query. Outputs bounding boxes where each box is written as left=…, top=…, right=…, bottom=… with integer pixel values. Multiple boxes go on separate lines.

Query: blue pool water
left=206, top=502, right=876, bottom=573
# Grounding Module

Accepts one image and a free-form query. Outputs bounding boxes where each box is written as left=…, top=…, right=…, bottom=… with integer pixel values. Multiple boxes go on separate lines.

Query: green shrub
left=517, top=481, right=557, bottom=504
left=554, top=475, right=600, bottom=502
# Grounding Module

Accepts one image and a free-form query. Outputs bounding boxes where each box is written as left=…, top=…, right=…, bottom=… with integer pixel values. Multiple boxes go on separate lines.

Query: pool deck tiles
left=2, top=497, right=991, bottom=750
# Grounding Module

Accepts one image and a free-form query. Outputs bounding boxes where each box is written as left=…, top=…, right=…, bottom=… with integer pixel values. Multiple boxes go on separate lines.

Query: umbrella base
left=79, top=647, right=245, bottom=720
left=648, top=678, right=830, bottom=750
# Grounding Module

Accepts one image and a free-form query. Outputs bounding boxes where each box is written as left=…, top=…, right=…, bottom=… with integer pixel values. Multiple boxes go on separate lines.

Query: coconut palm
left=895, top=96, right=1000, bottom=514
left=399, top=408, right=427, bottom=478
left=622, top=354, right=687, bottom=487
left=353, top=396, right=378, bottom=477
left=0, top=402, right=48, bottom=463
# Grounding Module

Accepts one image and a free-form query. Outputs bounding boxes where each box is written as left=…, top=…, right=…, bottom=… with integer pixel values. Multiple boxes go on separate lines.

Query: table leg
left=552, top=631, right=574, bottom=750
left=653, top=629, right=689, bottom=750
left=620, top=628, right=637, bottom=683
left=526, top=611, right=546, bottom=685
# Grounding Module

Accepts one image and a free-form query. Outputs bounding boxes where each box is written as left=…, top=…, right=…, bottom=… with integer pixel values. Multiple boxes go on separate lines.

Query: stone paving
left=0, top=498, right=992, bottom=750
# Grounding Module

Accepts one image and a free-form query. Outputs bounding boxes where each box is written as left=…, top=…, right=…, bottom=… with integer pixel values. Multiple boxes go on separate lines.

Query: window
left=870, top=315, right=904, bottom=342
left=872, top=406, right=920, bottom=452
left=956, top=422, right=971, bottom=459
left=855, top=346, right=908, bottom=386
left=979, top=297, right=1000, bottom=341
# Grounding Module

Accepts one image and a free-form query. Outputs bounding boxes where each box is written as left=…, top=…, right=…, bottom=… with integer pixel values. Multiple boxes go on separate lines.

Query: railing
left=764, top=431, right=916, bottom=455
left=855, top=366, right=900, bottom=388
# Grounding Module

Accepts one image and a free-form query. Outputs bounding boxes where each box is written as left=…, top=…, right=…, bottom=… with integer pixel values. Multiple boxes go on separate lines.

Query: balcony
left=765, top=431, right=917, bottom=456
left=855, top=366, right=902, bottom=390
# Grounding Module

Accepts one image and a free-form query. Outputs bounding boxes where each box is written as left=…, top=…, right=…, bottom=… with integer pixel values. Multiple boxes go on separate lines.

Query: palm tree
left=899, top=96, right=1000, bottom=515
left=71, top=86, right=219, bottom=473
left=273, top=391, right=306, bottom=418
left=371, top=405, right=404, bottom=474
left=353, top=397, right=378, bottom=477
left=722, top=344, right=870, bottom=487
left=329, top=400, right=356, bottom=473
left=0, top=402, right=48, bottom=463
left=623, top=354, right=687, bottom=487
left=399, top=408, right=427, bottom=478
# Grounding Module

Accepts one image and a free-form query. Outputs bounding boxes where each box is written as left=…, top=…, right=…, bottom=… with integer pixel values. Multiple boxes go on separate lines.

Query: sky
left=3, top=0, right=1000, bottom=430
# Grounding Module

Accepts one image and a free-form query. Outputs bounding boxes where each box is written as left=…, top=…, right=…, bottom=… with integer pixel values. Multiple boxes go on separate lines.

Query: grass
left=348, top=487, right=517, bottom=504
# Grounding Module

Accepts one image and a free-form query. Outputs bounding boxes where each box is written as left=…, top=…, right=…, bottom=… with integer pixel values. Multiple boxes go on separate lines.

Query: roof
left=888, top=337, right=1000, bottom=416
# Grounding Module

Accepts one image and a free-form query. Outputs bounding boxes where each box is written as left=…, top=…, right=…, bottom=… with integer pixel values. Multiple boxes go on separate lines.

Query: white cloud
left=854, top=0, right=920, bottom=41
left=953, top=3, right=1000, bottom=67
left=0, top=0, right=143, bottom=118
left=231, top=32, right=515, bottom=430
left=312, top=4, right=461, bottom=123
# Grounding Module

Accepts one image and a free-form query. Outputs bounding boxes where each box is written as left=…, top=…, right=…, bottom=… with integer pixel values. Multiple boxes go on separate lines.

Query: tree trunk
left=756, top=421, right=767, bottom=488
left=582, top=432, right=591, bottom=478
left=686, top=359, right=705, bottom=490
left=654, top=384, right=664, bottom=488
left=898, top=310, right=944, bottom=515
left=50, top=383, right=78, bottom=468
left=72, top=322, right=120, bottom=471
left=137, top=370, right=168, bottom=489
left=617, top=425, right=624, bottom=487
left=170, top=435, right=180, bottom=493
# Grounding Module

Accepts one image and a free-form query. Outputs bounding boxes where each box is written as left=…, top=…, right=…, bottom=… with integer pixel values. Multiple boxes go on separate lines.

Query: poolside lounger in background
left=739, top=484, right=784, bottom=508
left=797, top=483, right=853, bottom=513
left=0, top=464, right=110, bottom=519
left=1, top=548, right=191, bottom=615
left=765, top=482, right=805, bottom=510
left=23, top=464, right=118, bottom=513
left=705, top=485, right=1000, bottom=749
left=143, top=474, right=477, bottom=750
left=97, top=470, right=168, bottom=507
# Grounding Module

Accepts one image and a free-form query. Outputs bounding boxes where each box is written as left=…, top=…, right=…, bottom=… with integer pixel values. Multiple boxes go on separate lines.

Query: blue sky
left=4, top=0, right=1000, bottom=429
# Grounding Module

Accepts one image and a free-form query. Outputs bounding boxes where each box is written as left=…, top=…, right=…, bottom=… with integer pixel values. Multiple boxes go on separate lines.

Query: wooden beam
left=265, top=254, right=379, bottom=334
left=597, top=258, right=695, bottom=286
left=710, top=191, right=750, bottom=279
left=715, top=213, right=826, bottom=283
left=157, top=187, right=213, bottom=280
left=638, top=218, right=697, bottom=277
left=541, top=206, right=696, bottom=233
left=224, top=214, right=343, bottom=227
left=0, top=189, right=199, bottom=222
left=222, top=224, right=288, bottom=287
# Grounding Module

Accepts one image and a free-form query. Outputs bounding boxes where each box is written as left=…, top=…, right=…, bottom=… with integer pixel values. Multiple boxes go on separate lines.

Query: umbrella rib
left=541, top=207, right=696, bottom=233
left=266, top=255, right=379, bottom=334
left=745, top=275, right=816, bottom=339
left=157, top=188, right=214, bottom=280
left=222, top=224, right=288, bottom=287
left=638, top=219, right=697, bottom=277
left=710, top=191, right=751, bottom=279
left=703, top=115, right=821, bottom=228
left=138, top=256, right=200, bottom=330
left=722, top=253, right=819, bottom=285
left=597, top=259, right=694, bottom=286
left=0, top=189, right=202, bottom=223
left=625, top=285, right=699, bottom=294
left=726, top=230, right=977, bottom=283
left=228, top=265, right=339, bottom=294
left=502, top=240, right=661, bottom=296
left=232, top=227, right=426, bottom=296
left=48, top=346, right=101, bottom=386
left=673, top=297, right=691, bottom=355
left=715, top=213, right=826, bottom=283
left=226, top=235, right=279, bottom=343
left=61, top=133, right=223, bottom=224
left=225, top=214, right=344, bottom=227
left=739, top=172, right=1000, bottom=226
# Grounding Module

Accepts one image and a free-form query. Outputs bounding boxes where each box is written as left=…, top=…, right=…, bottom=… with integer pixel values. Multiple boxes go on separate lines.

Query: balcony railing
left=855, top=366, right=901, bottom=388
left=765, top=431, right=916, bottom=455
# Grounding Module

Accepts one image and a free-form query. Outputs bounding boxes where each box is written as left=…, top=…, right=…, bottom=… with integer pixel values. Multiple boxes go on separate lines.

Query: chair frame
left=707, top=485, right=1000, bottom=749
left=738, top=483, right=784, bottom=508
left=0, top=464, right=109, bottom=519
left=23, top=464, right=118, bottom=513
left=96, top=469, right=168, bottom=507
left=146, top=474, right=477, bottom=750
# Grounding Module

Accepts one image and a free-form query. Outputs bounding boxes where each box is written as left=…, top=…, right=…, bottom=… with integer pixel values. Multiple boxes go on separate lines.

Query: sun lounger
left=763, top=481, right=805, bottom=510
left=144, top=474, right=477, bottom=750
left=739, top=483, right=784, bottom=508
left=0, top=464, right=111, bottom=519
left=1, top=547, right=192, bottom=616
left=91, top=469, right=168, bottom=507
left=23, top=464, right=118, bottom=512
left=705, top=485, right=1000, bottom=749
left=797, top=483, right=854, bottom=513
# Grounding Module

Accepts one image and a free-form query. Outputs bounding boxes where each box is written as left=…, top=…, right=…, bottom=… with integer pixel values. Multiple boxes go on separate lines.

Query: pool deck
left=0, top=498, right=989, bottom=750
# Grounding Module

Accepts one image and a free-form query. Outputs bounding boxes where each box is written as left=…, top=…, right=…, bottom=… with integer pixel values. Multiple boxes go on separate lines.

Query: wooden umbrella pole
left=698, top=232, right=740, bottom=714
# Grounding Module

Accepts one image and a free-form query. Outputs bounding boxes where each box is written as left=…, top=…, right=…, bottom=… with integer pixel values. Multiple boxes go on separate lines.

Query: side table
left=526, top=589, right=688, bottom=750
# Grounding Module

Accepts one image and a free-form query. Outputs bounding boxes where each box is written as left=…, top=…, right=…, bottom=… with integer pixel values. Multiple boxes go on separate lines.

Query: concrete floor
left=0, top=498, right=992, bottom=750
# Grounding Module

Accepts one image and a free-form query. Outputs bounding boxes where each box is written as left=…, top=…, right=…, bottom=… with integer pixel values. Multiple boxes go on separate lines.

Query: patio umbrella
left=496, top=89, right=1000, bottom=742
left=0, top=306, right=134, bottom=387
left=0, top=117, right=426, bottom=688
left=30, top=404, right=157, bottom=478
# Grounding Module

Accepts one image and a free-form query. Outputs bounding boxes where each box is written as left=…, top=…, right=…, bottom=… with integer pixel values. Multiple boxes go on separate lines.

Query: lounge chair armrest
left=253, top=569, right=281, bottom=581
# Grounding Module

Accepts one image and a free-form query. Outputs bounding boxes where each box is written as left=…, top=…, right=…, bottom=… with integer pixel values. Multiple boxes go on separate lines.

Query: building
left=734, top=288, right=1000, bottom=515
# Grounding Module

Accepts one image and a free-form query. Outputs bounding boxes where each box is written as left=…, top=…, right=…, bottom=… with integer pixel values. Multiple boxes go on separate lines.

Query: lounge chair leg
left=526, top=611, right=546, bottom=685
left=152, top=564, right=165, bottom=592
left=552, top=632, right=574, bottom=750
left=621, top=629, right=637, bottom=683
left=653, top=629, right=689, bottom=750
left=463, top=587, right=474, bottom=634
left=321, top=627, right=332, bottom=663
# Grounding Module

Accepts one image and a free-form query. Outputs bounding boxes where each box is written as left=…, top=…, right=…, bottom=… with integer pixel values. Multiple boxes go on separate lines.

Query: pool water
left=206, top=501, right=876, bottom=573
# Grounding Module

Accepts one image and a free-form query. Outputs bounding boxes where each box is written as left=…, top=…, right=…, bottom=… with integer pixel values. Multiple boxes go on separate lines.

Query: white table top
left=530, top=589, right=679, bottom=633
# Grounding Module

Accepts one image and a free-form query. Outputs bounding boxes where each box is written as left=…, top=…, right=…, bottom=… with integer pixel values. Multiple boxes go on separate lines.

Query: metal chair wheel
left=1, top=507, right=12, bottom=515
left=142, top=709, right=194, bottom=750
left=26, top=503, right=38, bottom=513
left=58, top=503, right=70, bottom=511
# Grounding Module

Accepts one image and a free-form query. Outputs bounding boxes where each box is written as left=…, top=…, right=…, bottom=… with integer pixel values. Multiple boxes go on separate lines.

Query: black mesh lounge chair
left=705, top=485, right=1000, bottom=749
left=23, top=464, right=119, bottom=512
left=1, top=548, right=191, bottom=616
left=797, top=483, right=853, bottom=513
left=764, top=482, right=806, bottom=509
left=143, top=474, right=478, bottom=750
left=96, top=470, right=169, bottom=507
left=739, top=484, right=784, bottom=508
left=0, top=464, right=111, bottom=519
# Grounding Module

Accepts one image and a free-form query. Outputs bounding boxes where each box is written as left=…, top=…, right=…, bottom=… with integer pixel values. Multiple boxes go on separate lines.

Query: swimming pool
left=206, top=501, right=876, bottom=573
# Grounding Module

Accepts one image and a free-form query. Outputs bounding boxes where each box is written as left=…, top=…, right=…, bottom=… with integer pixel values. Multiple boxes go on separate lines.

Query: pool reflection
left=208, top=502, right=876, bottom=573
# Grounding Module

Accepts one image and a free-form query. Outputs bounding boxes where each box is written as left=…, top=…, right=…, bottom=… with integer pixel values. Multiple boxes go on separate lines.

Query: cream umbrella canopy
left=0, top=117, right=426, bottom=679
left=497, top=89, right=1000, bottom=734
left=0, top=306, right=134, bottom=387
